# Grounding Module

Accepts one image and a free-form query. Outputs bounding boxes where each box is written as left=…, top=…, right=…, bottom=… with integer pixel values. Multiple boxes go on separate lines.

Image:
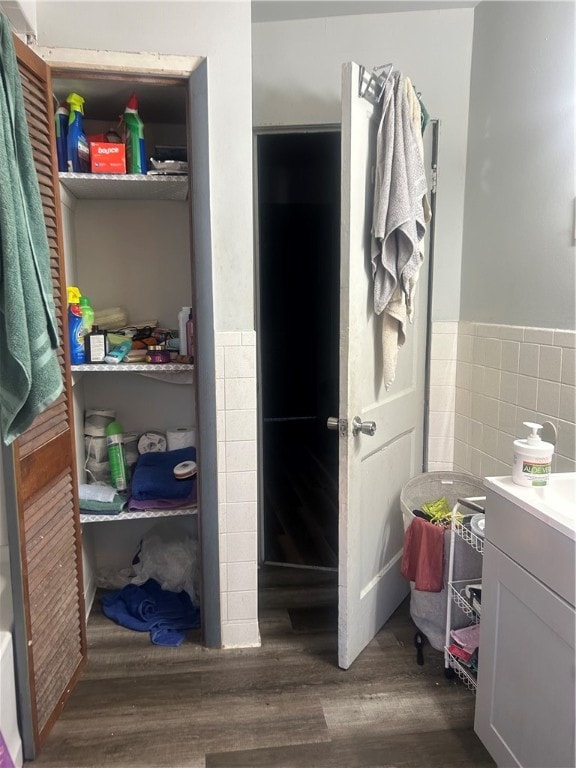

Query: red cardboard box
left=90, top=142, right=126, bottom=174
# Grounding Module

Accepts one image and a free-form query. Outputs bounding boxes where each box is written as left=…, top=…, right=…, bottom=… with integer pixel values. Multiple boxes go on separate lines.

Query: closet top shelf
left=59, top=173, right=188, bottom=201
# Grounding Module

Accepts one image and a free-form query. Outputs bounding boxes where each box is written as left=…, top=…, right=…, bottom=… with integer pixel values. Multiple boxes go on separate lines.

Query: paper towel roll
left=167, top=427, right=196, bottom=451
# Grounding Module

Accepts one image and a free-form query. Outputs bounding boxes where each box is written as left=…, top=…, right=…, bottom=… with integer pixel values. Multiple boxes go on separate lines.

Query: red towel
left=401, top=516, right=444, bottom=592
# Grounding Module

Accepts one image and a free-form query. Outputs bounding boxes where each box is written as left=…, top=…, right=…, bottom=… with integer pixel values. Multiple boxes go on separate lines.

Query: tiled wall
left=428, top=322, right=576, bottom=477
left=215, top=331, right=260, bottom=648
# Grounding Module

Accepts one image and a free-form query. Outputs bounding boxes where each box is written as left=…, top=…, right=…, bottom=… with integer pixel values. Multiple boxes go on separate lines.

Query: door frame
left=252, top=124, right=340, bottom=568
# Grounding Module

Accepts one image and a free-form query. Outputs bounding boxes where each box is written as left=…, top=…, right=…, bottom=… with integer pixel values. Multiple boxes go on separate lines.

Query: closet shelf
left=59, top=172, right=188, bottom=201
left=71, top=363, right=194, bottom=373
left=80, top=505, right=198, bottom=524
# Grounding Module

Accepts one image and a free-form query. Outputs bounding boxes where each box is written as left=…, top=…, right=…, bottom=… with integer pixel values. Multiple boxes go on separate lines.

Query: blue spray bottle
left=66, top=93, right=90, bottom=173
left=67, top=286, right=85, bottom=364
left=54, top=101, right=69, bottom=172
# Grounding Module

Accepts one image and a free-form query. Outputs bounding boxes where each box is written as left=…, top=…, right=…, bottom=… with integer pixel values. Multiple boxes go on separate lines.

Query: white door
left=337, top=62, right=429, bottom=669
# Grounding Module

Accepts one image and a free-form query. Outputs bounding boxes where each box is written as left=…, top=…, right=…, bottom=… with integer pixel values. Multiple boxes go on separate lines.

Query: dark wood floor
left=33, top=566, right=494, bottom=768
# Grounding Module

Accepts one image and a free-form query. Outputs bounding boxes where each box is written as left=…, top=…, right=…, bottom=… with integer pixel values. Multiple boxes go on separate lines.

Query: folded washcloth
left=401, top=516, right=445, bottom=592
left=131, top=447, right=196, bottom=501
left=101, top=578, right=200, bottom=646
left=128, top=485, right=196, bottom=512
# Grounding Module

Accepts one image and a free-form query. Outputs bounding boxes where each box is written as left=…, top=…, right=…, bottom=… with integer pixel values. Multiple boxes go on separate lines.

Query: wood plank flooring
left=33, top=567, right=494, bottom=768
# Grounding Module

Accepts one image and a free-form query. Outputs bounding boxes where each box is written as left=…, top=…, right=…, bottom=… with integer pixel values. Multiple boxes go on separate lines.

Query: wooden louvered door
left=7, top=35, right=86, bottom=759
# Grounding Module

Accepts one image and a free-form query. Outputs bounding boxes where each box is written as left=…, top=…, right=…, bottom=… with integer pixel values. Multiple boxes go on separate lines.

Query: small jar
left=146, top=345, right=170, bottom=364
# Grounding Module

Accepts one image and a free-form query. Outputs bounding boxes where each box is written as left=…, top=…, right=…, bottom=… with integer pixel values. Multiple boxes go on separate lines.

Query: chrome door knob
left=352, top=416, right=377, bottom=436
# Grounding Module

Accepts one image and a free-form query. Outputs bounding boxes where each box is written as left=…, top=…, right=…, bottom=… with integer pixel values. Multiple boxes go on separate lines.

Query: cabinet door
left=6, top=35, right=86, bottom=759
left=475, top=541, right=575, bottom=768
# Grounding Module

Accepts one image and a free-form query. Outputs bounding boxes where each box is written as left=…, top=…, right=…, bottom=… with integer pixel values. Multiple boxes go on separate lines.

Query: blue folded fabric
left=131, top=447, right=196, bottom=501
left=101, top=578, right=200, bottom=646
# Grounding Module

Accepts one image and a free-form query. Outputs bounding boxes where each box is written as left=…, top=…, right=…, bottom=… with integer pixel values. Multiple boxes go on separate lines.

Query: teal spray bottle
left=105, top=420, right=128, bottom=491
left=54, top=101, right=69, bottom=172
left=66, top=93, right=90, bottom=173
left=122, top=93, right=147, bottom=174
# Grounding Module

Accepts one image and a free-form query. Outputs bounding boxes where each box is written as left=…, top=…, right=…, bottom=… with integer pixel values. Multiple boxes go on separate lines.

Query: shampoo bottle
left=122, top=93, right=147, bottom=174
left=67, top=286, right=85, bottom=364
left=54, top=101, right=69, bottom=172
left=79, top=295, right=94, bottom=334
left=66, top=93, right=90, bottom=173
left=105, top=420, right=128, bottom=491
left=512, top=422, right=554, bottom=487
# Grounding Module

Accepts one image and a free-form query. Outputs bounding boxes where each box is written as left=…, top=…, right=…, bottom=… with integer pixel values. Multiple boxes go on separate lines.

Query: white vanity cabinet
left=475, top=479, right=576, bottom=768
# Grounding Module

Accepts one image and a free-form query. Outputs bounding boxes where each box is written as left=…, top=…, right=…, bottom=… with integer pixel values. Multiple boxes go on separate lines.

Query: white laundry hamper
left=400, top=472, right=485, bottom=652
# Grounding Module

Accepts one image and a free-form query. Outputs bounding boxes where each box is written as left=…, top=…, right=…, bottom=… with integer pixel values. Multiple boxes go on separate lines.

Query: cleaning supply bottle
left=84, top=325, right=107, bottom=363
left=186, top=309, right=194, bottom=361
left=66, top=92, right=90, bottom=173
left=79, top=295, right=94, bottom=335
left=512, top=422, right=554, bottom=487
left=105, top=420, right=128, bottom=491
left=67, top=286, right=85, bottom=364
left=122, top=93, right=147, bottom=174
left=54, top=101, right=69, bottom=172
left=178, top=306, right=191, bottom=356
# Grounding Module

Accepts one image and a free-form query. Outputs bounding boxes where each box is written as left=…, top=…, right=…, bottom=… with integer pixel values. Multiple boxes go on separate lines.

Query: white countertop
left=484, top=473, right=576, bottom=542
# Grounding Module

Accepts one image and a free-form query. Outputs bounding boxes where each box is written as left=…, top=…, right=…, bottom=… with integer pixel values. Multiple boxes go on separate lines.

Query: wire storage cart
left=400, top=472, right=484, bottom=661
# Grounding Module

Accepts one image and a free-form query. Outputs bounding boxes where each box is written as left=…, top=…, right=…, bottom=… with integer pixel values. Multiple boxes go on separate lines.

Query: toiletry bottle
left=66, top=93, right=90, bottom=173
left=105, top=420, right=128, bottom=491
left=178, top=306, right=191, bottom=356
left=122, top=93, right=147, bottom=174
left=104, top=338, right=132, bottom=365
left=84, top=325, right=107, bottom=363
left=512, top=422, right=554, bottom=487
left=67, top=286, right=85, bottom=364
left=79, top=295, right=94, bottom=335
left=186, top=309, right=194, bottom=362
left=54, top=101, right=69, bottom=172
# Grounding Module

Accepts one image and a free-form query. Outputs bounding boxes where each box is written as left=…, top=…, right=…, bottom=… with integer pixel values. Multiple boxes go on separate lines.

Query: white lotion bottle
left=512, top=422, right=554, bottom=487
left=178, top=306, right=192, bottom=356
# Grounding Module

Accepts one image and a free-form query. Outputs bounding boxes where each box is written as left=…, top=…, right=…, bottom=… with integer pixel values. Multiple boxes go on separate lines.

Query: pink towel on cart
left=401, top=516, right=444, bottom=592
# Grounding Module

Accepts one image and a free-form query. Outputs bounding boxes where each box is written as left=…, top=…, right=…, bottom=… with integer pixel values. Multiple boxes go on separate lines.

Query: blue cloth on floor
left=131, top=447, right=196, bottom=500
left=101, top=578, right=200, bottom=646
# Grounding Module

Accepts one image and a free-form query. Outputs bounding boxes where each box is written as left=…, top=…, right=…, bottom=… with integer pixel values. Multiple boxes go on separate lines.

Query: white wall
left=36, top=0, right=254, bottom=333
left=252, top=8, right=474, bottom=321
left=460, top=1, right=575, bottom=329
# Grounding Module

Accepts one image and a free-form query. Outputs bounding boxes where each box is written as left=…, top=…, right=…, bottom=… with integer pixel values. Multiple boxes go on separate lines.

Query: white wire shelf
left=445, top=648, right=478, bottom=691
left=59, top=172, right=188, bottom=201
left=453, top=520, right=484, bottom=554
left=80, top=505, right=198, bottom=524
left=71, top=363, right=193, bottom=372
left=449, top=579, right=482, bottom=622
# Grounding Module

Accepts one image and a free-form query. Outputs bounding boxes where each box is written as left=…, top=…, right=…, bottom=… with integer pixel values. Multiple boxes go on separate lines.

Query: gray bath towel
left=371, top=71, right=429, bottom=316
left=0, top=13, right=62, bottom=444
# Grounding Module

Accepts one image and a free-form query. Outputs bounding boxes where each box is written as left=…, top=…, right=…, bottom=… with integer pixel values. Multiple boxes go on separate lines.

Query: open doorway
left=256, top=130, right=341, bottom=569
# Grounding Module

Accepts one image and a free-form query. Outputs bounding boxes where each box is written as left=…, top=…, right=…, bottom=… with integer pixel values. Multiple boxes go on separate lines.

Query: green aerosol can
left=105, top=420, right=128, bottom=491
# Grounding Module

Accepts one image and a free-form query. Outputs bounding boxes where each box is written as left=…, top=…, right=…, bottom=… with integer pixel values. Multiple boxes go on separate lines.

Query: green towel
left=0, top=13, right=63, bottom=444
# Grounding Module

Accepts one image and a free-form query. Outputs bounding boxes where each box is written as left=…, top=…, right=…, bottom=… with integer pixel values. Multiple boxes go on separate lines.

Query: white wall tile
left=454, top=439, right=470, bottom=471
left=477, top=324, right=498, bottom=338
left=218, top=469, right=227, bottom=503
left=433, top=321, right=459, bottom=334
left=429, top=385, right=456, bottom=412
left=215, top=346, right=225, bottom=379
left=217, top=409, right=226, bottom=441
left=225, top=345, right=256, bottom=378
left=431, top=333, right=458, bottom=360
left=226, top=471, right=257, bottom=503
left=225, top=531, right=258, bottom=562
left=471, top=364, right=485, bottom=394
left=242, top=331, right=256, bottom=346
left=216, top=378, right=225, bottom=410
left=428, top=410, right=455, bottom=438
left=225, top=440, right=257, bottom=472
left=455, top=387, right=471, bottom=417
left=517, top=375, right=537, bottom=410
left=539, top=345, right=562, bottom=382
left=457, top=333, right=474, bottom=362
left=559, top=385, right=576, bottom=423
left=524, top=328, right=555, bottom=345
left=225, top=377, right=257, bottom=410
left=459, top=321, right=477, bottom=336
left=556, top=419, right=576, bottom=460
left=473, top=336, right=486, bottom=365
left=225, top=409, right=257, bottom=442
left=499, top=371, right=518, bottom=405
left=221, top=622, right=260, bottom=648
left=227, top=561, right=258, bottom=592
left=428, top=437, right=454, bottom=464
left=537, top=380, right=560, bottom=418
left=225, top=501, right=257, bottom=533
left=227, top=590, right=258, bottom=620
left=501, top=340, right=520, bottom=372
left=555, top=454, right=576, bottom=472
left=499, top=326, right=524, bottom=341
left=469, top=419, right=483, bottom=448
left=427, top=461, right=453, bottom=472
left=482, top=367, right=501, bottom=398
left=484, top=338, right=502, bottom=369
left=430, top=359, right=457, bottom=387
left=454, top=413, right=468, bottom=443
left=215, top=331, right=242, bottom=347
left=554, top=330, right=576, bottom=348
left=456, top=361, right=472, bottom=390
left=561, top=348, right=575, bottom=385
left=482, top=425, right=499, bottom=457
left=519, top=343, right=539, bottom=376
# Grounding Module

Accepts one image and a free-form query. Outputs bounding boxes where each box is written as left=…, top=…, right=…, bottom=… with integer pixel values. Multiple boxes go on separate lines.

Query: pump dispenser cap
left=523, top=421, right=543, bottom=445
